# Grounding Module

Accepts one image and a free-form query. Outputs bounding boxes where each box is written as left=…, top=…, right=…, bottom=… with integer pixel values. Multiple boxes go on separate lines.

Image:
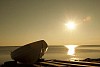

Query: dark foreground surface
left=0, top=59, right=100, bottom=67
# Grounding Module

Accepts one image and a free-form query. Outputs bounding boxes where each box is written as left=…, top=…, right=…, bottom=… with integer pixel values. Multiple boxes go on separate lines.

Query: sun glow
left=65, top=45, right=78, bottom=56
left=65, top=21, right=76, bottom=30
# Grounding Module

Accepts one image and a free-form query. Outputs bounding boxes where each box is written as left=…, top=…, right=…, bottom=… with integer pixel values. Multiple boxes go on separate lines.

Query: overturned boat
left=11, top=40, right=48, bottom=64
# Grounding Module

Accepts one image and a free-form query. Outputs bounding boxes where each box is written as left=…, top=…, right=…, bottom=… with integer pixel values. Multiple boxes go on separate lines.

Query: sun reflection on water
left=64, top=45, right=78, bottom=56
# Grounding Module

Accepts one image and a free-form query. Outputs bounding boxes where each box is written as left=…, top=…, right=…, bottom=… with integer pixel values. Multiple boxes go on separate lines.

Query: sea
left=0, top=45, right=100, bottom=64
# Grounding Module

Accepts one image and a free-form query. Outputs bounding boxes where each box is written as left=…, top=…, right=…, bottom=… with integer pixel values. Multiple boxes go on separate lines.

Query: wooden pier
left=34, top=59, right=100, bottom=67
left=1, top=60, right=100, bottom=67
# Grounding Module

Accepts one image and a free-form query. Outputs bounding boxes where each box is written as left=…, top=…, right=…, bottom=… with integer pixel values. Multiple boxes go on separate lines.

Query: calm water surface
left=0, top=45, right=100, bottom=64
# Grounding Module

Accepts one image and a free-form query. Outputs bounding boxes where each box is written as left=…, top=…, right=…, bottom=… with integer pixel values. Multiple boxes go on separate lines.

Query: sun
left=65, top=21, right=76, bottom=30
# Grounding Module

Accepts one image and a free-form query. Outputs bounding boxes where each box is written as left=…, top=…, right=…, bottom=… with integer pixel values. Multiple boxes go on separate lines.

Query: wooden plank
left=52, top=62, right=89, bottom=67
left=34, top=60, right=100, bottom=67
left=40, top=62, right=66, bottom=67
left=53, top=60, right=100, bottom=66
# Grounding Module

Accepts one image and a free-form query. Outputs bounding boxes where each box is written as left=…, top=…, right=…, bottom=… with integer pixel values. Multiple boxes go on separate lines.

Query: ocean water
left=0, top=45, right=100, bottom=64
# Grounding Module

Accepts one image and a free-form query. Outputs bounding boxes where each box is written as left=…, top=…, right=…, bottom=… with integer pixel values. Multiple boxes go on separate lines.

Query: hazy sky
left=0, top=0, right=100, bottom=46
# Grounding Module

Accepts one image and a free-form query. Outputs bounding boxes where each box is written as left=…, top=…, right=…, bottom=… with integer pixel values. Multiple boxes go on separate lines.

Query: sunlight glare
left=65, top=21, right=76, bottom=30
left=64, top=45, right=78, bottom=56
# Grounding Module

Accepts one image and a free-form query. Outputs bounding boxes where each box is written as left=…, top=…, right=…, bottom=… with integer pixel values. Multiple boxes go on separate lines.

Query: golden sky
left=0, top=0, right=100, bottom=46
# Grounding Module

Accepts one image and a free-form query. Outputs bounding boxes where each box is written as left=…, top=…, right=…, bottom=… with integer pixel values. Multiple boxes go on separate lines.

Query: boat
left=11, top=40, right=48, bottom=64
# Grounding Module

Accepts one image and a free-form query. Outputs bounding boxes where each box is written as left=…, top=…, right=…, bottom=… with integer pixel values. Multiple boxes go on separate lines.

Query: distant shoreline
left=0, top=45, right=100, bottom=47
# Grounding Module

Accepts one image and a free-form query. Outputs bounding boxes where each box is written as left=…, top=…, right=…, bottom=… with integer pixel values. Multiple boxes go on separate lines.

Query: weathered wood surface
left=1, top=60, right=100, bottom=67
left=34, top=60, right=100, bottom=67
